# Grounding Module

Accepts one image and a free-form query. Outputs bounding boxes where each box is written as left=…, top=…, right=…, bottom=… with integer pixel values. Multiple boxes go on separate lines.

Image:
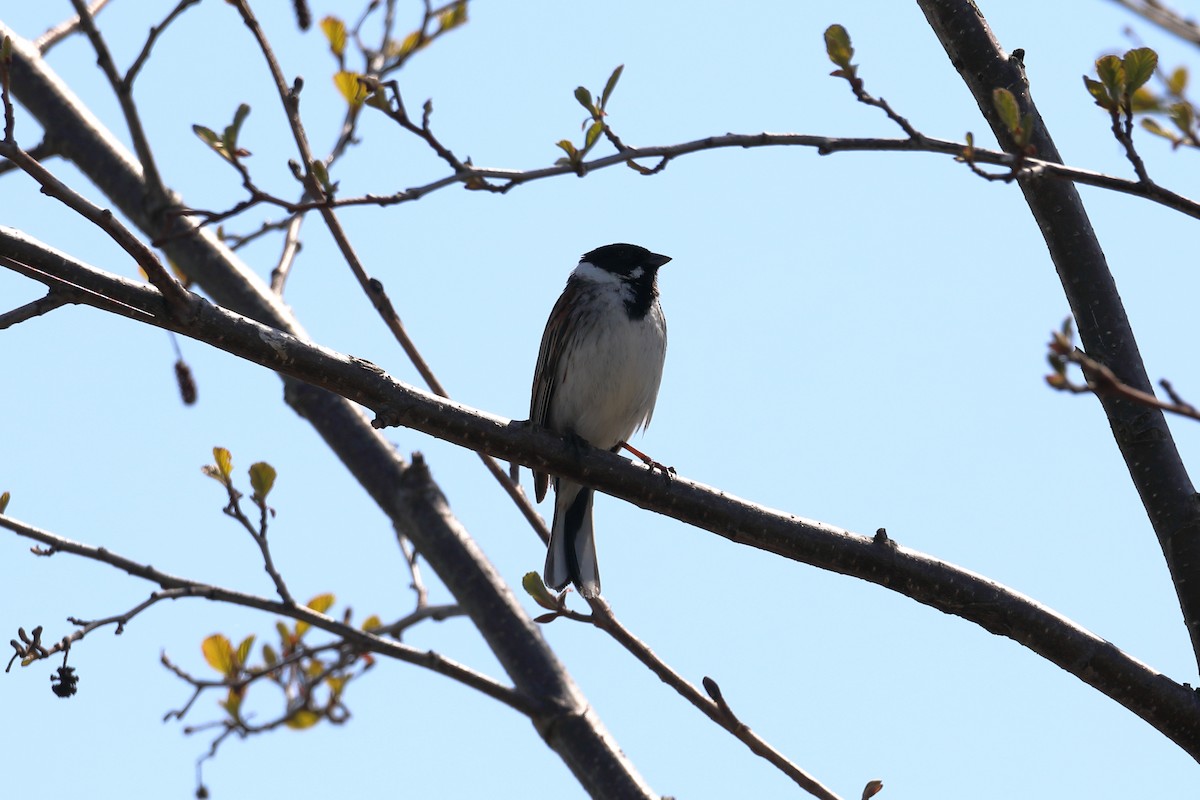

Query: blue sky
left=3, top=1, right=1200, bottom=797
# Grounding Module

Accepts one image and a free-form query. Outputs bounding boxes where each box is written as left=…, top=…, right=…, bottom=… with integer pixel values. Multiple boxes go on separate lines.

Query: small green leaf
left=334, top=71, right=367, bottom=107
left=365, top=86, right=390, bottom=111
left=307, top=593, right=335, bottom=614
left=1083, top=76, right=1114, bottom=111
left=201, top=633, right=235, bottom=675
left=600, top=64, right=624, bottom=108
left=522, top=571, right=560, bottom=611
left=262, top=643, right=278, bottom=668
left=584, top=120, right=603, bottom=151
left=235, top=635, right=255, bottom=667
left=437, top=2, right=467, bottom=32
left=286, top=709, right=320, bottom=729
left=992, top=88, right=1020, bottom=134
left=390, top=30, right=424, bottom=59
left=319, top=16, right=347, bottom=58
left=361, top=614, right=383, bottom=631
left=221, top=688, right=242, bottom=718
left=1017, top=112, right=1035, bottom=147
left=1168, top=66, right=1188, bottom=96
left=223, top=103, right=250, bottom=154
left=1096, top=54, right=1126, bottom=99
left=555, top=139, right=577, bottom=158
left=193, top=125, right=220, bottom=148
left=213, top=447, right=233, bottom=481
left=193, top=125, right=233, bottom=162
left=1168, top=101, right=1196, bottom=135
left=0, top=491, right=9, bottom=514
left=823, top=24, right=854, bottom=70
left=574, top=85, right=595, bottom=114
left=1130, top=87, right=1160, bottom=113
left=1122, top=47, right=1158, bottom=94
left=249, top=462, right=276, bottom=502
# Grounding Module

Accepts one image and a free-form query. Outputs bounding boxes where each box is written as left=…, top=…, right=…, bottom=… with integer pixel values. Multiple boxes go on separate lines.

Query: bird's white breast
left=550, top=266, right=667, bottom=449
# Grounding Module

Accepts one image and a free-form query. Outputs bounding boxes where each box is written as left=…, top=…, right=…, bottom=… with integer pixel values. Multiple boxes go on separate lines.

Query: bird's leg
left=617, top=441, right=676, bottom=477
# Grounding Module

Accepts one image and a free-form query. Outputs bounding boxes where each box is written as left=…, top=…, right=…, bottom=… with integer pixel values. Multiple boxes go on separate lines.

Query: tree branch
left=1107, top=0, right=1200, bottom=47
left=916, top=0, right=1200, bottom=676
left=4, top=226, right=1198, bottom=761
left=0, top=26, right=655, bottom=798
left=0, top=511, right=530, bottom=714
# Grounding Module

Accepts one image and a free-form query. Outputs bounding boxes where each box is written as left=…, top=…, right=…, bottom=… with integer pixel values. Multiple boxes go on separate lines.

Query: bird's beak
left=647, top=252, right=672, bottom=268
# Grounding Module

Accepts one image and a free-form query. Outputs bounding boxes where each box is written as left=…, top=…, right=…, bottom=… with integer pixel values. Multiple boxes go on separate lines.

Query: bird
left=529, top=243, right=670, bottom=598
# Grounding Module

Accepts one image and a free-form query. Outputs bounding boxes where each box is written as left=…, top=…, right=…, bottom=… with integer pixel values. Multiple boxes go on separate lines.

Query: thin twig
left=125, top=0, right=203, bottom=87
left=0, top=292, right=70, bottom=330
left=68, top=0, right=170, bottom=203
left=34, top=0, right=112, bottom=53
left=231, top=0, right=549, bottom=544
left=1108, top=0, right=1200, bottom=47
left=7, top=588, right=193, bottom=670
left=0, top=510, right=533, bottom=714
left=586, top=597, right=845, bottom=800
left=0, top=137, right=56, bottom=176
left=172, top=132, right=1200, bottom=225
left=270, top=214, right=304, bottom=294
left=0, top=128, right=192, bottom=319
left=1049, top=344, right=1200, bottom=422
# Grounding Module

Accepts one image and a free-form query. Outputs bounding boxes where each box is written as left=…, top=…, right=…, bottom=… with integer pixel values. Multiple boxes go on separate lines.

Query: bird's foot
left=619, top=440, right=676, bottom=478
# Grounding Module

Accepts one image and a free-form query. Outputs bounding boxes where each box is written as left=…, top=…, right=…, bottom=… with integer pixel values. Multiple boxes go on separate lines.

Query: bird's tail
left=544, top=479, right=600, bottom=598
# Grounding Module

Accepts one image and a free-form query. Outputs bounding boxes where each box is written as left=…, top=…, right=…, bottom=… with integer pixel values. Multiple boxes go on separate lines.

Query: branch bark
left=915, top=0, right=1200, bottom=673
left=4, top=226, right=1199, bottom=761
left=0, top=24, right=653, bottom=798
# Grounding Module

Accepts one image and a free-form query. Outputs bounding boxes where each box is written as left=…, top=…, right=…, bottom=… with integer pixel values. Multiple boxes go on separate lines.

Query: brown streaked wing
left=529, top=280, right=581, bottom=502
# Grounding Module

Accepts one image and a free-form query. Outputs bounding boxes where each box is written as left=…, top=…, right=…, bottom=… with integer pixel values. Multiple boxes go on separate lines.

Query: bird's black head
left=582, top=243, right=671, bottom=277
left=580, top=243, right=670, bottom=319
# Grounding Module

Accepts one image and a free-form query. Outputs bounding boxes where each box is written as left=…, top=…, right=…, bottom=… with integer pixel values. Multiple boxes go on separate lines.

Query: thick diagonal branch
left=0, top=24, right=651, bottom=798
left=4, top=228, right=1199, bottom=761
left=916, top=0, right=1200, bottom=673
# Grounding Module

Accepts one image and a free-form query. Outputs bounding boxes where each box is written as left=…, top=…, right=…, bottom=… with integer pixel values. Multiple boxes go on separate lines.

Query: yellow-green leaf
left=601, top=64, right=624, bottom=108
left=1123, top=47, right=1158, bottom=94
left=201, top=633, right=235, bottom=675
left=1131, top=87, right=1159, bottom=113
left=992, top=88, right=1020, bottom=134
left=1083, top=76, right=1115, bottom=111
left=319, top=16, right=346, bottom=58
left=213, top=447, right=233, bottom=480
left=285, top=709, right=321, bottom=729
left=584, top=120, right=603, bottom=151
left=1096, top=54, right=1125, bottom=98
left=361, top=614, right=382, bottom=632
left=262, top=643, right=278, bottom=668
left=824, top=24, right=854, bottom=70
left=0, top=491, right=9, bottom=514
left=249, top=462, right=276, bottom=501
left=221, top=688, right=242, bottom=718
left=388, top=30, right=424, bottom=60
left=307, top=592, right=335, bottom=614
left=522, top=571, right=560, bottom=611
left=574, top=85, right=595, bottom=114
left=333, top=71, right=368, bottom=107
left=437, top=2, right=467, bottom=33
left=1168, top=66, right=1188, bottom=96
left=235, top=635, right=256, bottom=666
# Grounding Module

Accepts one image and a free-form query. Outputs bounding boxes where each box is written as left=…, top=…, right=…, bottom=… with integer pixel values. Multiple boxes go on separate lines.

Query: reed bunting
left=530, top=243, right=670, bottom=598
